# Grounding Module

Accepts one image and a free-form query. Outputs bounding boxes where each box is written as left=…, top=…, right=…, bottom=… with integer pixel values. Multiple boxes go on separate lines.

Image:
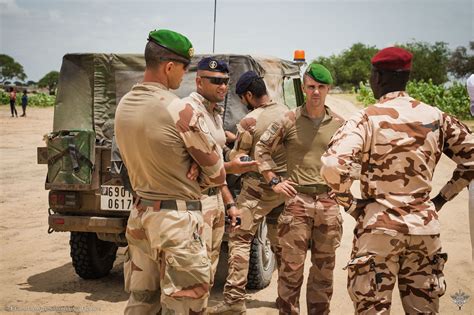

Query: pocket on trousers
left=162, top=244, right=211, bottom=299
left=326, top=214, right=343, bottom=248
left=429, top=252, right=448, bottom=297
left=345, top=255, right=379, bottom=303
left=123, top=248, right=132, bottom=293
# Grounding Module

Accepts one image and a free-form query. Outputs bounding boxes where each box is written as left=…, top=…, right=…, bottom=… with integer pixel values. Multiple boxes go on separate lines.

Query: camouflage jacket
left=321, top=91, right=474, bottom=235
left=229, top=101, right=288, bottom=174
left=115, top=82, right=226, bottom=201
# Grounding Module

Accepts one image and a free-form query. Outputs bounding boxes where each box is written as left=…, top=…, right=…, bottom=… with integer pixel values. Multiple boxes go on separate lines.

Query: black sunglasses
left=158, top=57, right=190, bottom=70
left=200, top=76, right=230, bottom=85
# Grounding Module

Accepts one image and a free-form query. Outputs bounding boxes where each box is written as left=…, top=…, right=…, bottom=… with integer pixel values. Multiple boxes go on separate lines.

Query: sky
left=0, top=0, right=472, bottom=81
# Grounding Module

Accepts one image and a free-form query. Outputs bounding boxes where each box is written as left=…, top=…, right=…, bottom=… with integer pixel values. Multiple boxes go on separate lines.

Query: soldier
left=115, top=29, right=227, bottom=315
left=321, top=47, right=474, bottom=314
left=255, top=64, right=343, bottom=315
left=208, top=71, right=289, bottom=314
left=181, top=57, right=243, bottom=290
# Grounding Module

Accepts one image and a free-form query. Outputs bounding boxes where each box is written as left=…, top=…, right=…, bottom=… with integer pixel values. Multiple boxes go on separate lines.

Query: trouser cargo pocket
left=123, top=248, right=132, bottom=293
left=429, top=252, right=448, bottom=297
left=345, top=255, right=380, bottom=303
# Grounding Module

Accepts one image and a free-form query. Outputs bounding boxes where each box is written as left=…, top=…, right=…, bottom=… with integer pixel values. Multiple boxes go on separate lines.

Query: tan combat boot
left=206, top=301, right=246, bottom=314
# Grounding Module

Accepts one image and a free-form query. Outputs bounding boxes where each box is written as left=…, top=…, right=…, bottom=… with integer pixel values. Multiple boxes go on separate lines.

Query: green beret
left=148, top=29, right=194, bottom=61
left=305, top=63, right=333, bottom=85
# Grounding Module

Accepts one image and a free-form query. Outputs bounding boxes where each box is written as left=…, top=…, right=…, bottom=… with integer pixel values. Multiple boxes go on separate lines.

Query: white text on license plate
left=100, top=185, right=133, bottom=211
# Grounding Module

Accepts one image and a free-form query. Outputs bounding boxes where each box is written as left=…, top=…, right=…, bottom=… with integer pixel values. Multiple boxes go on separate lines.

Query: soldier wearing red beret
left=321, top=46, right=474, bottom=314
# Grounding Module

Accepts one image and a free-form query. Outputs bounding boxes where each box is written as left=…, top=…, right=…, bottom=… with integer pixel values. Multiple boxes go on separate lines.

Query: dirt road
left=0, top=103, right=472, bottom=314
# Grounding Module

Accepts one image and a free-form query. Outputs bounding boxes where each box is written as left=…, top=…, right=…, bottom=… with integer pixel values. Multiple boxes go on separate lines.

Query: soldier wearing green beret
left=254, top=63, right=343, bottom=314
left=115, top=29, right=226, bottom=314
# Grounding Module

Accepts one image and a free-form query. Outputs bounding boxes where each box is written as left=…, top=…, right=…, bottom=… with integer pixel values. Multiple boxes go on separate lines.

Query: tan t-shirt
left=115, top=82, right=226, bottom=201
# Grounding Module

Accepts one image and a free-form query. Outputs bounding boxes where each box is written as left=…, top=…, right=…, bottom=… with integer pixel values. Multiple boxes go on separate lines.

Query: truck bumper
left=48, top=214, right=127, bottom=234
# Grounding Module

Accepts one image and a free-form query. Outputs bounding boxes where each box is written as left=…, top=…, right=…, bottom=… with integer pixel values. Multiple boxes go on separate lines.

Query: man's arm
left=432, top=113, right=474, bottom=210
left=320, top=113, right=367, bottom=216
left=170, top=100, right=226, bottom=188
left=255, top=114, right=297, bottom=197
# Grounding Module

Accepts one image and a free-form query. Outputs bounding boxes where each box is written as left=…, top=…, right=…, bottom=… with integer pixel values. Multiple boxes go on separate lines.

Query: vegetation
left=38, top=71, right=59, bottom=95
left=0, top=90, right=55, bottom=107
left=0, top=54, right=26, bottom=83
left=354, top=80, right=471, bottom=120
left=448, top=41, right=474, bottom=79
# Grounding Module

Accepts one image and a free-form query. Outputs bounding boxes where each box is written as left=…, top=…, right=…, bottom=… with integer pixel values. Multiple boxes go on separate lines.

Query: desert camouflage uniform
left=115, top=82, right=226, bottom=315
left=222, top=101, right=288, bottom=305
left=255, top=105, right=343, bottom=315
left=321, top=91, right=474, bottom=314
left=183, top=92, right=226, bottom=288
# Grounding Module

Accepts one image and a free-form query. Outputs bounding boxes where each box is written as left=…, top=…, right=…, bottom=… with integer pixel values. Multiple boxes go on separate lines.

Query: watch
left=268, top=176, right=281, bottom=188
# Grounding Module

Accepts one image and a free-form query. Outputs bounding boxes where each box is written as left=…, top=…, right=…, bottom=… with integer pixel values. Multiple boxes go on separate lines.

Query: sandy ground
left=0, top=102, right=472, bottom=315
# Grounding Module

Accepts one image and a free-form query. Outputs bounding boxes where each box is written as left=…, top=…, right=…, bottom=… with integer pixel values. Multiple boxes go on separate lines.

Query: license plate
left=100, top=185, right=133, bottom=211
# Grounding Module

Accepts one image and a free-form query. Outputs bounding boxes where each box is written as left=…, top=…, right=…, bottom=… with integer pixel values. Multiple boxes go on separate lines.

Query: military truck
left=37, top=53, right=305, bottom=289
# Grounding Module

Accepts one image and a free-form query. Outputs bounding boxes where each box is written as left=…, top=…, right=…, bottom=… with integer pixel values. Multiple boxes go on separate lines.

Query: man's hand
left=345, top=198, right=375, bottom=220
left=225, top=131, right=237, bottom=144
left=431, top=194, right=447, bottom=212
left=226, top=205, right=241, bottom=232
left=225, top=154, right=258, bottom=174
left=186, top=162, right=200, bottom=181
left=272, top=180, right=298, bottom=198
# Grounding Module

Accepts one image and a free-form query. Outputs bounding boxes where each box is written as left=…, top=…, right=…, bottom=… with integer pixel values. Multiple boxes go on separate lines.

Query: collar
left=190, top=92, right=223, bottom=115
left=379, top=91, right=409, bottom=102
left=258, top=100, right=276, bottom=109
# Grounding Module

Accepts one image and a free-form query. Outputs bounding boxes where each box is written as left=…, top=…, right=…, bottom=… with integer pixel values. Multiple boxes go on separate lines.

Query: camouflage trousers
left=201, top=192, right=225, bottom=288
left=223, top=176, right=285, bottom=304
left=124, top=198, right=210, bottom=315
left=347, top=231, right=446, bottom=315
left=277, top=192, right=342, bottom=315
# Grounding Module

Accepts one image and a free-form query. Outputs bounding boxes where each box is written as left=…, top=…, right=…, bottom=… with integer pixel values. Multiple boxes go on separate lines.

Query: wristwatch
left=268, top=176, right=281, bottom=188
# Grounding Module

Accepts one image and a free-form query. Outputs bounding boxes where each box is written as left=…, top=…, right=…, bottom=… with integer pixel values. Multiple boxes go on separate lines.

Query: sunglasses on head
left=200, top=76, right=230, bottom=86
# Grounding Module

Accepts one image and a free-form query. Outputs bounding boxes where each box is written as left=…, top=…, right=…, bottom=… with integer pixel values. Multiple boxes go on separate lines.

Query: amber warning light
left=294, top=50, right=306, bottom=62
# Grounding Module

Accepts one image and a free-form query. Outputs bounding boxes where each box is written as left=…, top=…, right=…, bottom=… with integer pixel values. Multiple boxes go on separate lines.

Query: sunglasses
left=200, top=76, right=230, bottom=86
left=158, top=57, right=190, bottom=70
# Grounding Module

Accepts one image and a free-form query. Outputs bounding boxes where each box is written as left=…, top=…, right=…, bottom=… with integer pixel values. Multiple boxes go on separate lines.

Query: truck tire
left=70, top=232, right=118, bottom=279
left=246, top=220, right=275, bottom=290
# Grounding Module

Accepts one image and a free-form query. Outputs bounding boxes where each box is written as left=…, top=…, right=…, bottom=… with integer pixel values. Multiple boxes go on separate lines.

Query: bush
left=0, top=90, right=55, bottom=107
left=355, top=80, right=471, bottom=120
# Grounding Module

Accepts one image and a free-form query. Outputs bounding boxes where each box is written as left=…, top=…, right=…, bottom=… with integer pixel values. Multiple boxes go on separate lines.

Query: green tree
left=0, top=54, right=27, bottom=83
left=397, top=41, right=450, bottom=85
left=38, top=71, right=59, bottom=95
left=314, top=43, right=378, bottom=90
left=448, top=41, right=474, bottom=79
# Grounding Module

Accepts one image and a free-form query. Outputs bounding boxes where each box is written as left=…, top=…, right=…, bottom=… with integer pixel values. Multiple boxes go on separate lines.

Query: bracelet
left=225, top=202, right=236, bottom=211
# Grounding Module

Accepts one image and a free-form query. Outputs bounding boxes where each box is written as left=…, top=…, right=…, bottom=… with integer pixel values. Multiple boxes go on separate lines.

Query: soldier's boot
left=206, top=301, right=246, bottom=315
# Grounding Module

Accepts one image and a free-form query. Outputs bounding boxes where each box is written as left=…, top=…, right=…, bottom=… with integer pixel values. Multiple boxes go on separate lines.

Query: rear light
left=49, top=191, right=80, bottom=209
left=52, top=218, right=65, bottom=225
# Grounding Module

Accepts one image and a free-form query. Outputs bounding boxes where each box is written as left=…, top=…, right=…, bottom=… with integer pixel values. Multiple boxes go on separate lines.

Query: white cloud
left=0, top=0, right=30, bottom=17
left=48, top=9, right=64, bottom=23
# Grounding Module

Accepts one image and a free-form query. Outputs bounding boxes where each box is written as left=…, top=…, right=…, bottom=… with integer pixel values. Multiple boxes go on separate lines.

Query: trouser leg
left=307, top=195, right=342, bottom=315
left=398, top=235, right=446, bottom=314
left=276, top=194, right=312, bottom=315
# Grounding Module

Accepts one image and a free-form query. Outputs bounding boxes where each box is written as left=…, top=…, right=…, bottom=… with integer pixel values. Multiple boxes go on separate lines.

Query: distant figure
left=21, top=90, right=28, bottom=117
left=9, top=87, right=17, bottom=117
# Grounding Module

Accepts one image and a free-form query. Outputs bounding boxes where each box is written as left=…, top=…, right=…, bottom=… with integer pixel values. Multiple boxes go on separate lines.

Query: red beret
left=371, top=47, right=413, bottom=71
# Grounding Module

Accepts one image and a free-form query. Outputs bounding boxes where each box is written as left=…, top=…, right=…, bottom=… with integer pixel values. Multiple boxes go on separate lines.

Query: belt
left=203, top=187, right=219, bottom=196
left=245, top=171, right=287, bottom=180
left=294, top=184, right=329, bottom=195
left=136, top=197, right=202, bottom=211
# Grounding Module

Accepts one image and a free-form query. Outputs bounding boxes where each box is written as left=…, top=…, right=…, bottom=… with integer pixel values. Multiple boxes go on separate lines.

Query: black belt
left=136, top=198, right=202, bottom=211
left=294, top=184, right=329, bottom=195
left=203, top=187, right=219, bottom=196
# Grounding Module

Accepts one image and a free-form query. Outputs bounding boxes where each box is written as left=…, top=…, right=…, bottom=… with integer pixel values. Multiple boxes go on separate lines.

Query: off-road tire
left=70, top=232, right=118, bottom=279
left=246, top=222, right=275, bottom=290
